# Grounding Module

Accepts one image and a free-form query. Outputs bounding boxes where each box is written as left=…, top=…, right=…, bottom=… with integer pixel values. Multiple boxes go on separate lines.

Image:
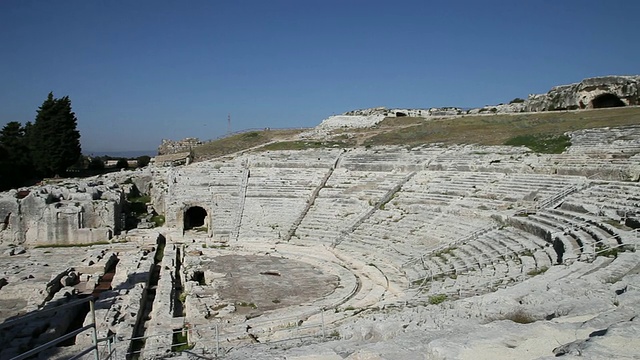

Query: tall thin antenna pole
left=227, top=113, right=231, bottom=135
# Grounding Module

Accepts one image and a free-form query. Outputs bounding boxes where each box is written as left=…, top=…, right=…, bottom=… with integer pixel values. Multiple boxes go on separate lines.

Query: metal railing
left=3, top=297, right=101, bottom=360
left=85, top=309, right=330, bottom=359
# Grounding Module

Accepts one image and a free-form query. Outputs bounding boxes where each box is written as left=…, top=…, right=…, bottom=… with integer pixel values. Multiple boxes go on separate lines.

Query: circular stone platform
left=201, top=254, right=339, bottom=314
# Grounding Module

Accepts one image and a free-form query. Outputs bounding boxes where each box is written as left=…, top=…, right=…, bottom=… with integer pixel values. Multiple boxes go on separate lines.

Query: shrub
left=178, top=292, right=187, bottom=303
left=509, top=98, right=525, bottom=104
left=116, top=158, right=128, bottom=169
left=137, top=155, right=151, bottom=167
left=88, top=158, right=105, bottom=170
left=151, top=215, right=165, bottom=227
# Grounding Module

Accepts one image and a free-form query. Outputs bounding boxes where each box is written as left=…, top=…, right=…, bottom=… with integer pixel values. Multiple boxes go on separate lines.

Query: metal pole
left=215, top=323, right=219, bottom=357
left=113, top=336, right=117, bottom=360
left=90, top=300, right=100, bottom=360
left=320, top=309, right=325, bottom=340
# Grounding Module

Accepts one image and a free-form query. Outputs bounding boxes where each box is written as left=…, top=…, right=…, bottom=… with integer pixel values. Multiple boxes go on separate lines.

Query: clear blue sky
left=1, top=1, right=639, bottom=153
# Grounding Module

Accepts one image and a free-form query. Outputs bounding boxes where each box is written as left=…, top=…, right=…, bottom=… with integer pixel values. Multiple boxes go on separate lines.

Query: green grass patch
left=260, top=140, right=353, bottom=151
left=193, top=226, right=208, bottom=233
left=504, top=134, right=571, bottom=153
left=192, top=129, right=306, bottom=159
left=596, top=246, right=625, bottom=258
left=527, top=266, right=548, bottom=276
left=603, top=219, right=625, bottom=229
left=428, top=294, right=447, bottom=305
left=171, top=329, right=194, bottom=352
left=236, top=301, right=257, bottom=309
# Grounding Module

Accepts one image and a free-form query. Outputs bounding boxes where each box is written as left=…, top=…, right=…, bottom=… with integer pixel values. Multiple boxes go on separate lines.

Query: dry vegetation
left=363, top=106, right=640, bottom=147
left=192, top=107, right=640, bottom=160
left=192, top=129, right=305, bottom=159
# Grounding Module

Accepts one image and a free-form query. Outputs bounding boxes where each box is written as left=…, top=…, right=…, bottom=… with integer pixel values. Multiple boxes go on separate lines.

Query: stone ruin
left=0, top=179, right=124, bottom=247
left=1, top=79, right=640, bottom=358
left=157, top=137, right=203, bottom=156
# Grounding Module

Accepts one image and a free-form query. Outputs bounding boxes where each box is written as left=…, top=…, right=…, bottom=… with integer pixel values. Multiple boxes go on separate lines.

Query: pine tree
left=30, top=92, right=82, bottom=177
left=0, top=121, right=33, bottom=189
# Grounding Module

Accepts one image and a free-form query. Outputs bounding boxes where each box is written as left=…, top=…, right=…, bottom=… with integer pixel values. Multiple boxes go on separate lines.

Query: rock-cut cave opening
left=184, top=206, right=207, bottom=230
left=590, top=93, right=625, bottom=109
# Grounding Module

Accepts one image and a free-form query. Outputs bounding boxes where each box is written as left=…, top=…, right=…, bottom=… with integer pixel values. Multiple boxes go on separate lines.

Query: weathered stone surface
left=320, top=76, right=640, bottom=129
left=158, top=137, right=203, bottom=155
left=0, top=179, right=124, bottom=247
left=525, top=75, right=640, bottom=111
left=3, top=86, right=640, bottom=359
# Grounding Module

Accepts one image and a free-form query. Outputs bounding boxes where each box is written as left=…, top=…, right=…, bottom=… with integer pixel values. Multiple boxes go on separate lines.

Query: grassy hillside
left=191, top=107, right=640, bottom=160
left=192, top=129, right=305, bottom=159
left=363, top=106, right=640, bottom=147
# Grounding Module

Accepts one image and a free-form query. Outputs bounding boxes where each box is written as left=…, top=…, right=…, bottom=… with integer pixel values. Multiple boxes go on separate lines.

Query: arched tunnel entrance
left=591, top=93, right=626, bottom=108
left=184, top=206, right=208, bottom=231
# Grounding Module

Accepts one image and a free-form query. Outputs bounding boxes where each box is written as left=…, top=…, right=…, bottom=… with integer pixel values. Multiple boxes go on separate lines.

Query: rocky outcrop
left=325, top=76, right=640, bottom=129
left=0, top=180, right=124, bottom=247
left=525, top=75, right=640, bottom=111
left=465, top=76, right=639, bottom=114
left=344, top=106, right=464, bottom=117
left=158, top=137, right=202, bottom=155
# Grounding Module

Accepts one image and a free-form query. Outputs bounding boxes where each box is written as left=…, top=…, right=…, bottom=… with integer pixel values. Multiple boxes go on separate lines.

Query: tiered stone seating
left=238, top=167, right=327, bottom=239
left=411, top=226, right=555, bottom=297
left=426, top=145, right=529, bottom=173
left=567, top=125, right=640, bottom=157
left=293, top=169, right=411, bottom=244
left=562, top=181, right=640, bottom=218
left=487, top=173, right=583, bottom=204
left=508, top=214, right=579, bottom=262
left=248, top=149, right=340, bottom=168
left=340, top=147, right=431, bottom=171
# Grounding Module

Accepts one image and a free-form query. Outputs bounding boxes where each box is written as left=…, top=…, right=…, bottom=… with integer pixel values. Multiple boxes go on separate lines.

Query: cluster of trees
left=0, top=93, right=155, bottom=192
left=0, top=92, right=81, bottom=191
left=83, top=155, right=151, bottom=171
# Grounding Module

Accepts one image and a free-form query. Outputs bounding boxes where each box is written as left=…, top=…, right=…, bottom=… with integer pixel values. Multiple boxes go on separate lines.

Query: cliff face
left=525, top=75, right=640, bottom=112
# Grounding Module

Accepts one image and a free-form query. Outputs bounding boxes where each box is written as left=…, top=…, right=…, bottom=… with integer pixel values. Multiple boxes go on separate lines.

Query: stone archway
left=183, top=206, right=208, bottom=231
left=591, top=93, right=626, bottom=108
